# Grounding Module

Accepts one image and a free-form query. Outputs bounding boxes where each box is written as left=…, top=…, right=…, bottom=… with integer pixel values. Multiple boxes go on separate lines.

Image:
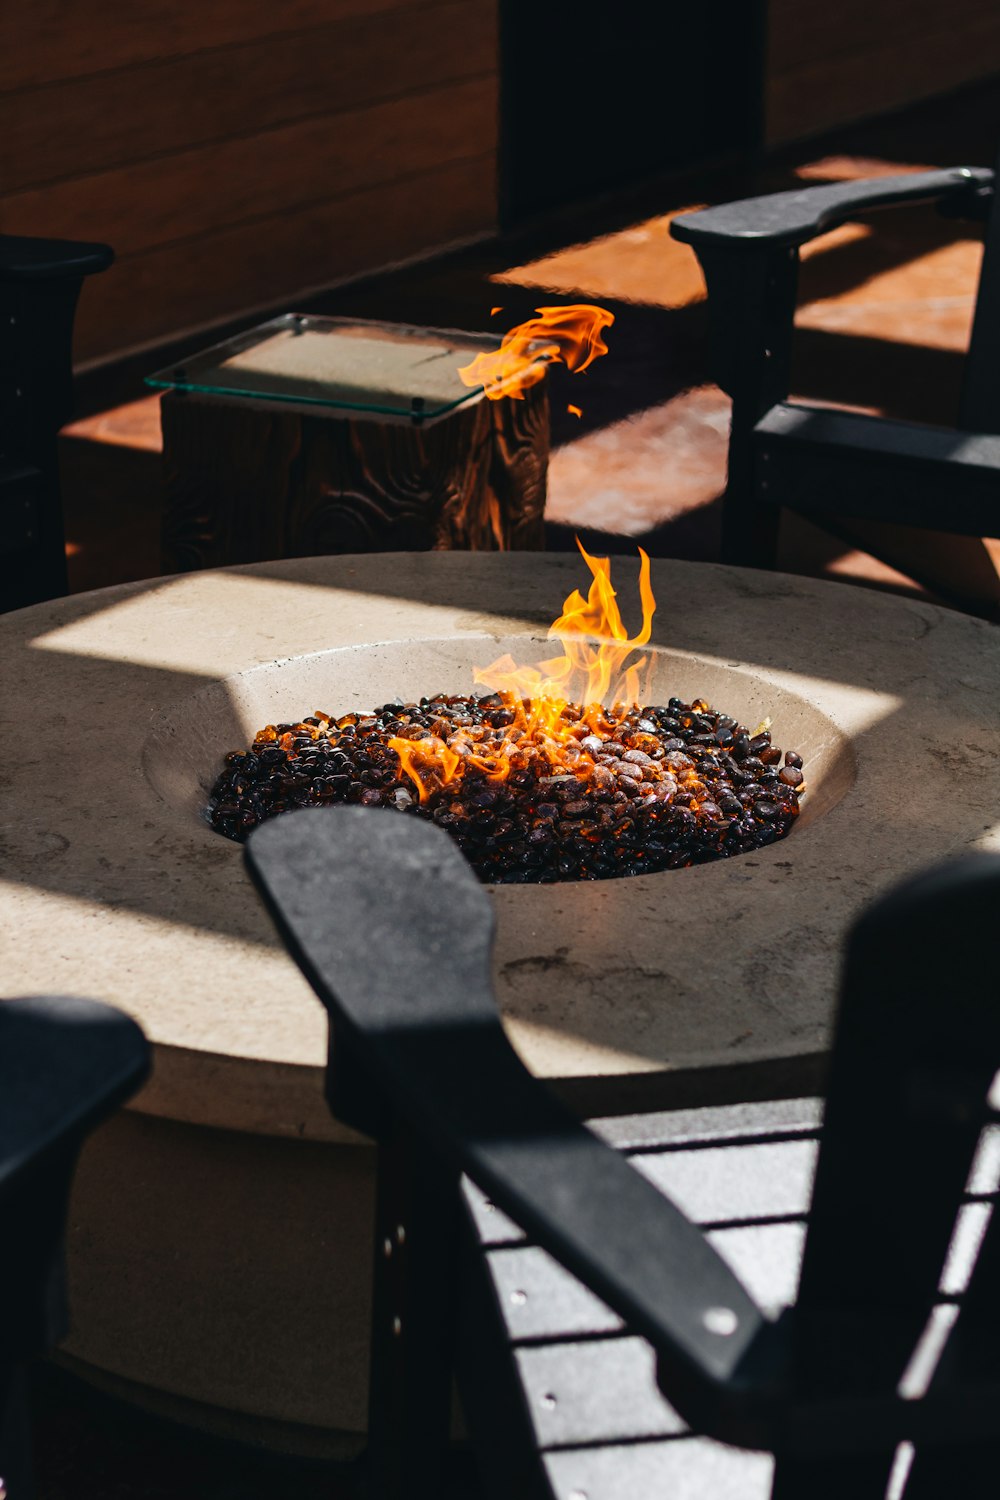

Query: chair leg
left=454, top=1212, right=554, bottom=1500
left=903, top=1442, right=1000, bottom=1498
left=771, top=1452, right=896, bottom=1500
left=723, top=376, right=782, bottom=569
left=688, top=241, right=797, bottom=571
left=363, top=1124, right=460, bottom=1500
left=721, top=472, right=781, bottom=568
left=0, top=1367, right=35, bottom=1500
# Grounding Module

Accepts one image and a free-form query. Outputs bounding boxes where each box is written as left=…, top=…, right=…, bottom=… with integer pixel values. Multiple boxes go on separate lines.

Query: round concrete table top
left=2, top=553, right=998, bottom=1143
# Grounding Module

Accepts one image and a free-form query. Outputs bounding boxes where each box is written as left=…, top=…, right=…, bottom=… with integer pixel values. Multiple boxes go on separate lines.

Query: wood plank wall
left=0, top=0, right=498, bottom=363
left=766, top=0, right=1000, bottom=146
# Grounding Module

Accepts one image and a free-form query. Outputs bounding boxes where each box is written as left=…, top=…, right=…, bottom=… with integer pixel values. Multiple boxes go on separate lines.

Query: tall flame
left=388, top=542, right=655, bottom=800
left=458, top=304, right=614, bottom=400
left=476, top=541, right=655, bottom=709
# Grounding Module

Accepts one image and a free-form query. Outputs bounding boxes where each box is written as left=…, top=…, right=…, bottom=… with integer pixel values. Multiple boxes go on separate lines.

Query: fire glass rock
left=206, top=694, right=806, bottom=883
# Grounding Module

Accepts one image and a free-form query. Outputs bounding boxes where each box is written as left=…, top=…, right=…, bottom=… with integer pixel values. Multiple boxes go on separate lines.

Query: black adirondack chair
left=0, top=236, right=113, bottom=613
left=0, top=995, right=149, bottom=1499
left=670, top=160, right=1000, bottom=586
left=247, top=807, right=1000, bottom=1500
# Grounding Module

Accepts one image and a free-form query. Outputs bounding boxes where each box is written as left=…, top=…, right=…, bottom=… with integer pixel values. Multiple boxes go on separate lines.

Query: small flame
left=458, top=304, right=614, bottom=401
left=490, top=305, right=504, bottom=316
left=388, top=734, right=461, bottom=804
left=389, top=541, right=655, bottom=800
left=567, top=403, right=583, bottom=418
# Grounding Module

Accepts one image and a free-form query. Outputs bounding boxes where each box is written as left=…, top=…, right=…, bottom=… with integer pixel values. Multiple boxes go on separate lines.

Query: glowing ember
left=207, top=548, right=806, bottom=882
left=458, top=304, right=614, bottom=401
left=208, top=695, right=804, bottom=881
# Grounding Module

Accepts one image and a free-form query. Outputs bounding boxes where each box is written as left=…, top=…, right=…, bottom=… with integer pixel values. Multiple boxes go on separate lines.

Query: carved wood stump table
left=153, top=315, right=549, bottom=570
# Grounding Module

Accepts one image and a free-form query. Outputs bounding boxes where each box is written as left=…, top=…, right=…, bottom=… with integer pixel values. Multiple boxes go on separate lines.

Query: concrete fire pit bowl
left=2, top=552, right=998, bottom=1452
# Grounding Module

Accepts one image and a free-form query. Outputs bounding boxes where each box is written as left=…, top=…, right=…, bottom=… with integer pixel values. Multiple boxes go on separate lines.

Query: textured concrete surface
left=62, top=1108, right=377, bottom=1444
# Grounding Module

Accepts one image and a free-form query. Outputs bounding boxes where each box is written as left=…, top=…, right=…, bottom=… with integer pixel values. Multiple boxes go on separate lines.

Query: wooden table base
left=161, top=382, right=549, bottom=570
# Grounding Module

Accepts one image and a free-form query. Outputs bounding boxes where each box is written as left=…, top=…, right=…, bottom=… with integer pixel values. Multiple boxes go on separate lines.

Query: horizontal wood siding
left=2, top=79, right=497, bottom=256
left=766, top=0, right=1000, bottom=146
left=72, top=156, right=497, bottom=356
left=0, top=0, right=431, bottom=93
left=1, top=1, right=498, bottom=362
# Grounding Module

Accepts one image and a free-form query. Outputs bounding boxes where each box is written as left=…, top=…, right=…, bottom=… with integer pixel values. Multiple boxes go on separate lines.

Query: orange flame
left=388, top=541, right=655, bottom=800
left=567, top=403, right=583, bottom=418
left=389, top=733, right=462, bottom=804
left=458, top=304, right=614, bottom=401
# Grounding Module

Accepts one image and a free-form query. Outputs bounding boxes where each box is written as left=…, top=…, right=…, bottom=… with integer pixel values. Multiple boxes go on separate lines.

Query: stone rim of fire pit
left=3, top=553, right=998, bottom=1145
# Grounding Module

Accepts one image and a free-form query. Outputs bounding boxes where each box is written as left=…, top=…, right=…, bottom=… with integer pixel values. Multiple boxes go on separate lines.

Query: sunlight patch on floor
left=492, top=209, right=708, bottom=308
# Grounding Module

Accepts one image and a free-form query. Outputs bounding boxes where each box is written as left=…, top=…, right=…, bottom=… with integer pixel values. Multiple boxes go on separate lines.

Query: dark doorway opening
left=500, top=1, right=766, bottom=227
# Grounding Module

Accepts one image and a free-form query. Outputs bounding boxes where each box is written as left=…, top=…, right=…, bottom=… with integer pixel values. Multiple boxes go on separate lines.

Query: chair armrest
left=246, top=808, right=772, bottom=1433
left=0, top=235, right=113, bottom=282
left=671, top=167, right=993, bottom=251
left=0, top=995, right=148, bottom=1195
left=0, top=996, right=149, bottom=1359
left=668, top=165, right=995, bottom=497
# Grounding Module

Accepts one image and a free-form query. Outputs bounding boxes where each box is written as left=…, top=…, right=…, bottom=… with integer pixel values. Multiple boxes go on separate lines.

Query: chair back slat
left=791, top=855, right=1000, bottom=1400
left=901, top=1184, right=1000, bottom=1495
left=960, top=145, right=1000, bottom=434
left=768, top=857, right=1000, bottom=1498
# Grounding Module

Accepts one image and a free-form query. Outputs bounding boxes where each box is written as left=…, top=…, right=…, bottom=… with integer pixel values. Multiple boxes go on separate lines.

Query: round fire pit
left=3, top=552, right=998, bottom=1451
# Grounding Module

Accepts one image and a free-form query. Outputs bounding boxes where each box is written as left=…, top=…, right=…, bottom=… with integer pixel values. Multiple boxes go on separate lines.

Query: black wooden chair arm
left=0, top=235, right=113, bottom=282
left=0, top=995, right=150, bottom=1359
left=246, top=808, right=772, bottom=1427
left=0, top=996, right=148, bottom=1496
left=0, top=995, right=148, bottom=1193
left=671, top=166, right=993, bottom=251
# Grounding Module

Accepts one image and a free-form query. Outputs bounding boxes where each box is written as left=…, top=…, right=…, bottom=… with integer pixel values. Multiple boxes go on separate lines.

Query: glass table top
left=146, top=315, right=520, bottom=421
